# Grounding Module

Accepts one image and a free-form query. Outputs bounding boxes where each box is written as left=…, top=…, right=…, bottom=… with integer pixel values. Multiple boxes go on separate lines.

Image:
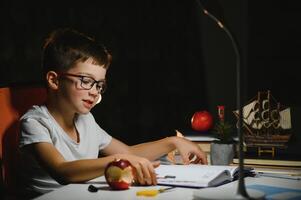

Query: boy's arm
left=101, top=137, right=173, bottom=160
left=129, top=137, right=176, bottom=160
left=129, top=136, right=207, bottom=164
left=100, top=137, right=132, bottom=155
left=23, top=142, right=116, bottom=184
left=102, top=137, right=207, bottom=165
left=23, top=141, right=158, bottom=185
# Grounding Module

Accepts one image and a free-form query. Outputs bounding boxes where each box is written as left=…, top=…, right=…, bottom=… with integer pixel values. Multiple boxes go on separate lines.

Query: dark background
left=0, top=0, right=300, bottom=153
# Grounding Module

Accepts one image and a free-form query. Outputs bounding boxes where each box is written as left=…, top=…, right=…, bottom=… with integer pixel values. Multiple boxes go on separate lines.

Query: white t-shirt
left=18, top=105, right=112, bottom=195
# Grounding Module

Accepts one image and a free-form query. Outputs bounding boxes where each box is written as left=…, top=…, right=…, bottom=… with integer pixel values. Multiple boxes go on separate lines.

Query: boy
left=18, top=28, right=207, bottom=198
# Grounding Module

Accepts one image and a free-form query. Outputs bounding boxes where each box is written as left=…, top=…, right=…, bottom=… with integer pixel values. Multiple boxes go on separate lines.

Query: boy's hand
left=173, top=137, right=208, bottom=165
left=117, top=154, right=160, bottom=186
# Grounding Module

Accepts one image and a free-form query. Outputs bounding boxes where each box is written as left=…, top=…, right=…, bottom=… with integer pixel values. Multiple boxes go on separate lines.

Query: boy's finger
left=190, top=156, right=201, bottom=164
left=140, top=163, right=152, bottom=185
left=189, top=154, right=195, bottom=160
left=134, top=165, right=145, bottom=185
left=149, top=163, right=157, bottom=185
left=195, top=151, right=208, bottom=164
left=152, top=160, right=160, bottom=168
left=179, top=152, right=190, bottom=165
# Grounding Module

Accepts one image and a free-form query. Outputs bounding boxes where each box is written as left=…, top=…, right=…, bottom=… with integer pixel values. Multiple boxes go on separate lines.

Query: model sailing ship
left=234, top=91, right=292, bottom=148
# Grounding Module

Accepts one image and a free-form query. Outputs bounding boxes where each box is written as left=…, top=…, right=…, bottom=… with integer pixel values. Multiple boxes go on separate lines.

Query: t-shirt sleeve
left=94, top=122, right=112, bottom=150
left=19, top=118, right=53, bottom=147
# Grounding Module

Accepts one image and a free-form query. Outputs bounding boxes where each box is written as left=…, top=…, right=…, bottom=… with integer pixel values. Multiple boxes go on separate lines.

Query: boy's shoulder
left=20, top=105, right=48, bottom=121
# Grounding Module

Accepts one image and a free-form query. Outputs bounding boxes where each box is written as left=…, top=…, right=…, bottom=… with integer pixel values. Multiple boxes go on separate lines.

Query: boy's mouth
left=83, top=99, right=94, bottom=108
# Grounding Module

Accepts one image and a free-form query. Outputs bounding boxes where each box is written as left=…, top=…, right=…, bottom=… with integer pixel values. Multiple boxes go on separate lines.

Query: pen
left=157, top=175, right=176, bottom=179
left=136, top=187, right=175, bottom=197
left=258, top=172, right=301, bottom=181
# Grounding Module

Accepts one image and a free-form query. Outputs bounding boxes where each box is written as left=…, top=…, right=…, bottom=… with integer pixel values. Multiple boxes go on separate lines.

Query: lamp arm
left=196, top=1, right=248, bottom=198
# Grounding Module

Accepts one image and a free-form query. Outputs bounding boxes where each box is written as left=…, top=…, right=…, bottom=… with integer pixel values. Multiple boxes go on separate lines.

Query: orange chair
left=0, top=86, right=46, bottom=197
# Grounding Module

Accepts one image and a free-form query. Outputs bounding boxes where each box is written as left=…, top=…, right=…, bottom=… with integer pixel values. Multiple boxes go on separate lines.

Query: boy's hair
left=42, top=28, right=112, bottom=75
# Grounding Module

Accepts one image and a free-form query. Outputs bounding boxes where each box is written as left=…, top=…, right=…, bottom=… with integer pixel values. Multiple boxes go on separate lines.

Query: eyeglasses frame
left=58, top=72, right=106, bottom=94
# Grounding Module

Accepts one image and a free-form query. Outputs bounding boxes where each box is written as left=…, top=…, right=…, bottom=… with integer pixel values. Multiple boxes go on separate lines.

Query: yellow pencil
left=136, top=187, right=174, bottom=197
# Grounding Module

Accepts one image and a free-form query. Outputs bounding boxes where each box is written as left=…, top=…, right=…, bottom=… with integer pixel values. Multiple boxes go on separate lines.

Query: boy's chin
left=77, top=109, right=91, bottom=115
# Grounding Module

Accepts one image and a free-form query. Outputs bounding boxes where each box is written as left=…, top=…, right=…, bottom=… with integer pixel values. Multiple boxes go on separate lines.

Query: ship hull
left=244, top=134, right=292, bottom=148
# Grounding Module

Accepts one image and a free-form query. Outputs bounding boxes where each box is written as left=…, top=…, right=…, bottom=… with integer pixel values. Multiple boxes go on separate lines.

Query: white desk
left=35, top=174, right=301, bottom=200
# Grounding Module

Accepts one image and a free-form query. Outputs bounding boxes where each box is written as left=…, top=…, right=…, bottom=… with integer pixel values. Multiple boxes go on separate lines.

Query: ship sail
left=236, top=99, right=292, bottom=130
left=240, top=100, right=263, bottom=129
left=279, top=108, right=292, bottom=129
left=233, top=91, right=292, bottom=148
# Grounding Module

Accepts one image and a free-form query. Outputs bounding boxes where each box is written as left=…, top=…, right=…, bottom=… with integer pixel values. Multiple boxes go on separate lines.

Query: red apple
left=104, top=159, right=134, bottom=190
left=191, top=110, right=213, bottom=131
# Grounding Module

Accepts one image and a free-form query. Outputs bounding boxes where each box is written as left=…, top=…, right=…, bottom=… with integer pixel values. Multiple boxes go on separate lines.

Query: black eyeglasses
left=59, top=73, right=106, bottom=94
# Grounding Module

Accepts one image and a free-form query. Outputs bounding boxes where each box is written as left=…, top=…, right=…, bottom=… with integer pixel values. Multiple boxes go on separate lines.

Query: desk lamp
left=194, top=1, right=265, bottom=199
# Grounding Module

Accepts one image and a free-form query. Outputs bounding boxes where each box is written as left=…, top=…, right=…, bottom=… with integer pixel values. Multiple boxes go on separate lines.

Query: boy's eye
left=81, top=77, right=94, bottom=85
left=96, top=85, right=101, bottom=91
left=96, top=84, right=103, bottom=90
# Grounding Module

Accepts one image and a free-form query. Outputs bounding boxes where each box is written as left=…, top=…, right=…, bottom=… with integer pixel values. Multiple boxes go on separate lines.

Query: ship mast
left=267, top=90, right=271, bottom=137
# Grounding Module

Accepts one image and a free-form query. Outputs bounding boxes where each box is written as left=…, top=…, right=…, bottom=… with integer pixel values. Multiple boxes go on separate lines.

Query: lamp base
left=193, top=188, right=265, bottom=200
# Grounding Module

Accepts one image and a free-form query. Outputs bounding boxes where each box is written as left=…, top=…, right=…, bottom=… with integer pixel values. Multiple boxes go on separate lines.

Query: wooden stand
left=258, top=146, right=275, bottom=157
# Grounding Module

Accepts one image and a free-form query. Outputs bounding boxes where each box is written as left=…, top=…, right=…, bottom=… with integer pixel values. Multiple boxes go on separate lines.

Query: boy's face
left=58, top=58, right=107, bottom=114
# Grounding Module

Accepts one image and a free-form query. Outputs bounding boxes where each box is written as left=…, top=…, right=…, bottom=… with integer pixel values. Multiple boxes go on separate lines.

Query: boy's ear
left=46, top=71, right=59, bottom=90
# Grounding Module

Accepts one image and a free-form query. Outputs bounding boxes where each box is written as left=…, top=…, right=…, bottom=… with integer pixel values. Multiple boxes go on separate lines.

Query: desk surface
left=35, top=171, right=301, bottom=200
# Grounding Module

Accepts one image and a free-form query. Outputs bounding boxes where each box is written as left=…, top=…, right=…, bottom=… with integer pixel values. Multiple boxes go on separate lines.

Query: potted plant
left=212, top=121, right=235, bottom=144
left=210, top=106, right=236, bottom=165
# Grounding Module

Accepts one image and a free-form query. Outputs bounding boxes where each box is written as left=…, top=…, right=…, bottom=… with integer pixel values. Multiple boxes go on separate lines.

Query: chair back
left=0, top=86, right=46, bottom=195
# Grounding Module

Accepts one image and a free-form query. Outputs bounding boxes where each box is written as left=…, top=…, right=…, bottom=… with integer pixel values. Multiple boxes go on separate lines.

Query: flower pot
left=210, top=143, right=234, bottom=165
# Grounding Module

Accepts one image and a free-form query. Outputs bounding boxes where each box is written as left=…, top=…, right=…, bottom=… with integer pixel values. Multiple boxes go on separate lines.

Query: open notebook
left=155, top=164, right=254, bottom=188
